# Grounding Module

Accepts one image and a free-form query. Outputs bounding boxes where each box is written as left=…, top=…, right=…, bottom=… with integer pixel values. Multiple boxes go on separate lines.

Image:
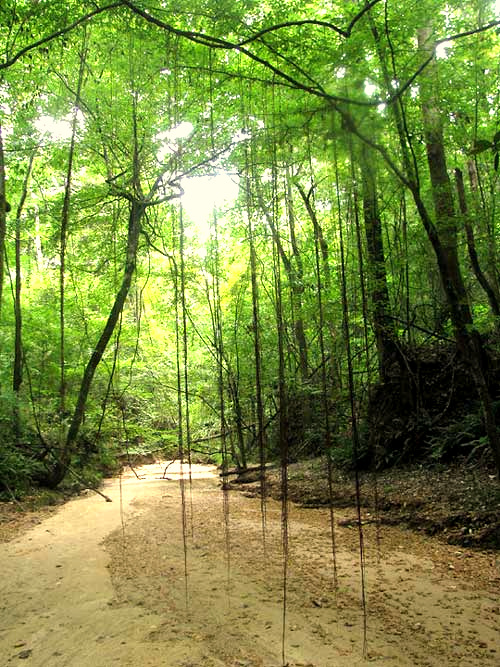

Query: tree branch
left=5, top=0, right=498, bottom=116
left=0, top=2, right=125, bottom=71
left=236, top=0, right=384, bottom=45
left=436, top=19, right=500, bottom=44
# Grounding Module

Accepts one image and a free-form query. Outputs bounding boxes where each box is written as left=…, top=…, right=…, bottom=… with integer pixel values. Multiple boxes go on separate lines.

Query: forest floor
left=0, top=459, right=499, bottom=666
left=230, top=458, right=500, bottom=549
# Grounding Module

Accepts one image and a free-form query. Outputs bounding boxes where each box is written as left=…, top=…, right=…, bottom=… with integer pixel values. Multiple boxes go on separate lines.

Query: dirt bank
left=230, top=459, right=500, bottom=549
left=1, top=461, right=499, bottom=666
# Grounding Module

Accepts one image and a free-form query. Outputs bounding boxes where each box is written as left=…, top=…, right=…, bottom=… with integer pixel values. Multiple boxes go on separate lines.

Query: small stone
left=18, top=649, right=32, bottom=659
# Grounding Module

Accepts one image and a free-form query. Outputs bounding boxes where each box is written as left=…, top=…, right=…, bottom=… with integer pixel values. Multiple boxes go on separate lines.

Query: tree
left=1, top=0, right=500, bottom=491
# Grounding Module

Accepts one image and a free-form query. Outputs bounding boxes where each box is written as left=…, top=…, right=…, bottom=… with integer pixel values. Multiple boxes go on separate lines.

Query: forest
left=1, top=0, right=500, bottom=499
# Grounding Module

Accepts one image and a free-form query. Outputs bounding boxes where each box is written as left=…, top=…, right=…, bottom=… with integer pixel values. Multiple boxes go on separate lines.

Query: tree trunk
left=466, top=160, right=500, bottom=304
left=295, top=182, right=330, bottom=289
left=416, top=26, right=500, bottom=476
left=247, top=203, right=265, bottom=478
left=256, top=179, right=309, bottom=381
left=41, top=200, right=145, bottom=487
left=0, top=125, right=7, bottom=318
left=296, top=181, right=341, bottom=387
left=369, top=13, right=448, bottom=332
left=228, top=375, right=247, bottom=470
left=285, top=170, right=308, bottom=380
left=360, top=148, right=398, bottom=380
left=454, top=167, right=500, bottom=324
left=12, top=152, right=36, bottom=439
left=59, top=51, right=85, bottom=419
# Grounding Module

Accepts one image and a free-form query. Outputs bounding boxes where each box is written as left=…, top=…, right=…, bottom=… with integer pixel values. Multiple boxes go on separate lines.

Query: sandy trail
left=0, top=462, right=499, bottom=666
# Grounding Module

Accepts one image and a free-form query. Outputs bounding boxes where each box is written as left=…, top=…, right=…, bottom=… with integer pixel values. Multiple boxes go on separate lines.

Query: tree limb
left=0, top=2, right=125, bottom=72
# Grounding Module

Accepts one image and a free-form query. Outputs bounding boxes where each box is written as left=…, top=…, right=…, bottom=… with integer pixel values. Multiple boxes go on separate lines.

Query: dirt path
left=1, top=462, right=499, bottom=666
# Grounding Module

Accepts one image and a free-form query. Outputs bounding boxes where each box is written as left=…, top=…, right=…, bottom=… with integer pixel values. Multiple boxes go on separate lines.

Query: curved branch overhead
left=0, top=0, right=498, bottom=111
left=0, top=2, right=126, bottom=72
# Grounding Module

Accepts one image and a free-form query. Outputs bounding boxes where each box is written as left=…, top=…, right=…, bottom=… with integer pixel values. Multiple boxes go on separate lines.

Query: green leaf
left=494, top=152, right=499, bottom=173
left=493, top=131, right=500, bottom=148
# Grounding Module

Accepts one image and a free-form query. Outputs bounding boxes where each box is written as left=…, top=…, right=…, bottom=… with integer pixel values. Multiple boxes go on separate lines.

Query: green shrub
left=426, top=407, right=492, bottom=462
left=0, top=443, right=43, bottom=499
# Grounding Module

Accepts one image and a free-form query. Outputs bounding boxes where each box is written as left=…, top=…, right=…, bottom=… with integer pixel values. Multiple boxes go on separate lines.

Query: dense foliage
left=0, top=0, right=499, bottom=495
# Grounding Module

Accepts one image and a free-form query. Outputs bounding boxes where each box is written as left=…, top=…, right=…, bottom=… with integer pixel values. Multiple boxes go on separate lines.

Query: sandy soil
left=0, top=461, right=499, bottom=666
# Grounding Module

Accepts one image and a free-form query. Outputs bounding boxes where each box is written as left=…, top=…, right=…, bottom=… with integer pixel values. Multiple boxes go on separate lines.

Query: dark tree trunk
left=257, top=179, right=309, bottom=382
left=13, top=154, right=35, bottom=386
left=59, top=43, right=86, bottom=420
left=466, top=160, right=500, bottom=299
left=41, top=200, right=145, bottom=487
left=248, top=206, right=265, bottom=477
left=230, top=378, right=247, bottom=470
left=296, top=183, right=330, bottom=288
left=454, top=167, right=500, bottom=323
left=12, top=153, right=35, bottom=440
left=285, top=172, right=309, bottom=381
left=296, top=181, right=341, bottom=387
left=0, top=126, right=7, bottom=317
left=416, top=26, right=500, bottom=476
left=360, top=150, right=398, bottom=380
